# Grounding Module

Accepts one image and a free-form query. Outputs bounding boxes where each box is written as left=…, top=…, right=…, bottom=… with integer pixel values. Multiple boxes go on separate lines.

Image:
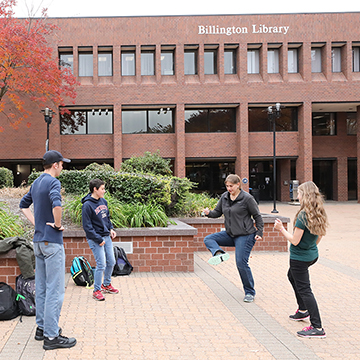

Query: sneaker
left=43, top=335, right=77, bottom=350
left=243, top=294, right=255, bottom=303
left=297, top=325, right=326, bottom=338
left=289, top=310, right=310, bottom=321
left=208, top=252, right=230, bottom=266
left=101, top=283, right=119, bottom=294
left=93, top=290, right=105, bottom=301
left=35, top=327, right=62, bottom=341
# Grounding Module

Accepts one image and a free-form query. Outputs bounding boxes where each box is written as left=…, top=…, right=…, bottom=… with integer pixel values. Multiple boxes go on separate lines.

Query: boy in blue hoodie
left=82, top=179, right=118, bottom=301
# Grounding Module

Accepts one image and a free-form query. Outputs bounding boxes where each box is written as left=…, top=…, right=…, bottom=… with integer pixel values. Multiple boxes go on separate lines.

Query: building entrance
left=313, top=160, right=334, bottom=200
left=249, top=160, right=274, bottom=201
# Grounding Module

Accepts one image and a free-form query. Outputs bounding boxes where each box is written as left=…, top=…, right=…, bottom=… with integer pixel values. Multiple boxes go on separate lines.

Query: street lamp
left=267, top=103, right=283, bottom=214
left=41, top=107, right=54, bottom=152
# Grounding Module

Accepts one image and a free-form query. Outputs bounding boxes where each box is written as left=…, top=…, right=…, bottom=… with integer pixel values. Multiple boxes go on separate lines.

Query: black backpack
left=112, top=246, right=133, bottom=276
left=0, top=282, right=21, bottom=320
left=16, top=275, right=36, bottom=316
left=70, top=256, right=94, bottom=287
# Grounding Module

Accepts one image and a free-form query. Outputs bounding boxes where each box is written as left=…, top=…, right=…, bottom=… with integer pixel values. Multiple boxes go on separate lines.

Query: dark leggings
left=287, top=258, right=322, bottom=329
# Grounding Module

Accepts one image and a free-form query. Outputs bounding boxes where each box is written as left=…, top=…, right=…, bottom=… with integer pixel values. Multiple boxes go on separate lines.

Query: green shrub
left=120, top=150, right=172, bottom=176
left=177, top=192, right=219, bottom=217
left=0, top=167, right=14, bottom=188
left=0, top=203, right=24, bottom=239
left=64, top=193, right=173, bottom=228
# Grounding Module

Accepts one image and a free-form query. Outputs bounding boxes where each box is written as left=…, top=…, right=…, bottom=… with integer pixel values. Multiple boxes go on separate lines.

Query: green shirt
left=290, top=211, right=319, bottom=262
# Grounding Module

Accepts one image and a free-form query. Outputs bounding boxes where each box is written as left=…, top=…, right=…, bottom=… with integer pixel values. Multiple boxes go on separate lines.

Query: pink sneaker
left=101, top=283, right=119, bottom=294
left=93, top=290, right=105, bottom=301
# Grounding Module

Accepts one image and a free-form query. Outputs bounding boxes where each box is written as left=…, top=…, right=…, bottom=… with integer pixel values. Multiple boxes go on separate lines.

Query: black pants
left=287, top=258, right=322, bottom=329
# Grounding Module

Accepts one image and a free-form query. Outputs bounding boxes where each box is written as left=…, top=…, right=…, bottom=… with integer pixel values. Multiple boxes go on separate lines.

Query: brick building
left=1, top=12, right=360, bottom=202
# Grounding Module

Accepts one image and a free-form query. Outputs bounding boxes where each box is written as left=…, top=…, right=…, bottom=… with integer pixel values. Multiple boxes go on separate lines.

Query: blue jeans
left=204, top=231, right=257, bottom=296
left=33, top=241, right=65, bottom=338
left=87, top=236, right=116, bottom=292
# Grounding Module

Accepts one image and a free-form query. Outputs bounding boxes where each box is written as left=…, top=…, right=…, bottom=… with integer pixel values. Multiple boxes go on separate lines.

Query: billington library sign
left=198, top=24, right=290, bottom=36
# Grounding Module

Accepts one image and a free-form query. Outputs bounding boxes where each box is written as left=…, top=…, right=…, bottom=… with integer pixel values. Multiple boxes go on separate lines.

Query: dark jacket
left=81, top=194, right=113, bottom=244
left=207, top=190, right=264, bottom=238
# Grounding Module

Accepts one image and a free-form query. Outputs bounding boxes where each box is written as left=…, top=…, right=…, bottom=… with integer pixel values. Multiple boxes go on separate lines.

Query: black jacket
left=207, top=190, right=263, bottom=238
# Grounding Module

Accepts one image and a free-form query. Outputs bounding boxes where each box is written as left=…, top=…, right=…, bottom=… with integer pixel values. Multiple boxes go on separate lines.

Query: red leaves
left=0, top=0, right=78, bottom=130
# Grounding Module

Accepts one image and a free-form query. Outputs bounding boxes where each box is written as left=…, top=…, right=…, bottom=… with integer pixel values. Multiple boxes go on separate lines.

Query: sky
left=13, top=0, right=360, bottom=18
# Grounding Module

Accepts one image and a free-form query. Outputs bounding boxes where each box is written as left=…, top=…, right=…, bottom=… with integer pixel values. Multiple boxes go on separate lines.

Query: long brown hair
left=294, top=181, right=329, bottom=236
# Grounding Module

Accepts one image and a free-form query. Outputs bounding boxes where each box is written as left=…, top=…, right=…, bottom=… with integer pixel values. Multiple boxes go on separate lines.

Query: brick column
left=297, top=101, right=312, bottom=183
left=357, top=106, right=360, bottom=203
left=175, top=103, right=185, bottom=178
left=279, top=158, right=291, bottom=202
left=336, top=157, right=348, bottom=201
left=113, top=104, right=123, bottom=170
left=235, top=104, right=249, bottom=191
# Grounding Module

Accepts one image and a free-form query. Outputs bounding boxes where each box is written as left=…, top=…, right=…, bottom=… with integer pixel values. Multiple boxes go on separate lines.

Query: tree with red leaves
left=0, top=0, right=77, bottom=132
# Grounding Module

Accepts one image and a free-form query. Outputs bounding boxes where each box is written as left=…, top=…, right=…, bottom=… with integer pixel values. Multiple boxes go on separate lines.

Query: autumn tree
left=0, top=0, right=78, bottom=132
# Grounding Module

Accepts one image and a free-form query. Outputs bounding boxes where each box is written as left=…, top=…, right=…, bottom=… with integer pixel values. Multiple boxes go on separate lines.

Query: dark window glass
left=122, top=109, right=174, bottom=134
left=60, top=109, right=113, bottom=135
left=248, top=107, right=298, bottom=132
left=346, top=113, right=357, bottom=135
left=186, top=161, right=235, bottom=195
left=312, top=113, right=336, bottom=136
left=185, top=108, right=235, bottom=133
left=184, top=50, right=197, bottom=75
left=224, top=50, right=236, bottom=74
left=121, top=51, right=135, bottom=76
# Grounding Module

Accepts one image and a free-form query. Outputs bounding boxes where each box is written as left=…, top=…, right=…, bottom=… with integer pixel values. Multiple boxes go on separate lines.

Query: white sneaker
left=208, top=252, right=230, bottom=265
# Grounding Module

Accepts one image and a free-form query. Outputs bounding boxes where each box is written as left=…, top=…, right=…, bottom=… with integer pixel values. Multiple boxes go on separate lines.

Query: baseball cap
left=43, top=150, right=71, bottom=165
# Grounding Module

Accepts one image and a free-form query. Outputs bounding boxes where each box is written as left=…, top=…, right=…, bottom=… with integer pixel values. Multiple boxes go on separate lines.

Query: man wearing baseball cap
left=20, top=150, right=76, bottom=350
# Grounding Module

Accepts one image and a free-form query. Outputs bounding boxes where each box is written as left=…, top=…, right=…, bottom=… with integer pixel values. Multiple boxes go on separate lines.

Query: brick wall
left=0, top=250, right=21, bottom=288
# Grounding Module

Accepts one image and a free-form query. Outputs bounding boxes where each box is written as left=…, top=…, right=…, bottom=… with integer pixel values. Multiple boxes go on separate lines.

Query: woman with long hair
left=274, top=181, right=329, bottom=338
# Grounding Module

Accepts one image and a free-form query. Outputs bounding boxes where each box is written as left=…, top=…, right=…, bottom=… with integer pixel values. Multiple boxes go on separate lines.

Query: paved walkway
left=1, top=201, right=359, bottom=359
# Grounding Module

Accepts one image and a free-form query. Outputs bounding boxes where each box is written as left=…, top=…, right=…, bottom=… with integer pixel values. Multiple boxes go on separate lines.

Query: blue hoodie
left=81, top=193, right=113, bottom=244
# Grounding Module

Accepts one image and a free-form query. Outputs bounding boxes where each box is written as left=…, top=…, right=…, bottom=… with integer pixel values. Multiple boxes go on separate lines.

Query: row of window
left=60, top=107, right=357, bottom=136
left=59, top=43, right=360, bottom=77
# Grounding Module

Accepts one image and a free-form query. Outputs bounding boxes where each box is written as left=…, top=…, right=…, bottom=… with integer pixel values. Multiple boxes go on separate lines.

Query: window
left=141, top=46, right=155, bottom=75
left=353, top=46, right=360, bottom=72
left=185, top=108, right=236, bottom=133
left=224, top=46, right=237, bottom=74
left=121, top=46, right=136, bottom=76
left=161, top=46, right=175, bottom=75
left=184, top=45, right=198, bottom=75
left=98, top=47, right=112, bottom=76
left=248, top=107, right=298, bottom=132
left=59, top=48, right=73, bottom=74
left=60, top=108, right=113, bottom=135
left=247, top=48, right=260, bottom=74
left=346, top=113, right=357, bottom=135
left=311, top=47, right=322, bottom=73
left=267, top=49, right=279, bottom=73
left=204, top=46, right=217, bottom=75
left=312, top=113, right=336, bottom=135
left=288, top=48, right=298, bottom=73
left=332, top=47, right=342, bottom=73
left=122, top=109, right=174, bottom=134
left=78, top=48, right=93, bottom=77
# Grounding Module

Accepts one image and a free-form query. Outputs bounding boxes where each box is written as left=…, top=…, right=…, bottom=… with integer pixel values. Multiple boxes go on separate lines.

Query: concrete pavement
left=1, top=201, right=359, bottom=359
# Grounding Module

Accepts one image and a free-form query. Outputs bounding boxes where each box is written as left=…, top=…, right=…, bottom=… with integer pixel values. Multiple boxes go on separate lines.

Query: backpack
left=16, top=275, right=36, bottom=316
left=0, top=282, right=21, bottom=320
left=70, top=256, right=94, bottom=287
left=112, top=246, right=133, bottom=276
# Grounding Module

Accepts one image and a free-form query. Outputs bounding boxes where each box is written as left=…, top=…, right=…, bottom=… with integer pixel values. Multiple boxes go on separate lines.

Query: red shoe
left=93, top=290, right=105, bottom=301
left=101, top=283, right=119, bottom=294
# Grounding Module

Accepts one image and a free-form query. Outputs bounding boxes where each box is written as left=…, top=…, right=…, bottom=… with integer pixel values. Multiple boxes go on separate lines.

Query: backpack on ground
left=70, top=256, right=94, bottom=287
left=16, top=275, right=36, bottom=316
left=0, top=282, right=21, bottom=320
left=112, top=246, right=133, bottom=276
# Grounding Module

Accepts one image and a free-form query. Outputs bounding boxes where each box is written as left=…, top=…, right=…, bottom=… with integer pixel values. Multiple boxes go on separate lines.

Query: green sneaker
left=208, top=252, right=230, bottom=265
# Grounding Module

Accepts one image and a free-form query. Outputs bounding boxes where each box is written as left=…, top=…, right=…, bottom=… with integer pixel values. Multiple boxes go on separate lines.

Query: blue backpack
left=70, top=256, right=94, bottom=287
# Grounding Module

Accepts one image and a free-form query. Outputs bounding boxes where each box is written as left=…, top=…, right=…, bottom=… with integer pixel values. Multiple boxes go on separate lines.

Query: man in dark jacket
left=203, top=174, right=263, bottom=303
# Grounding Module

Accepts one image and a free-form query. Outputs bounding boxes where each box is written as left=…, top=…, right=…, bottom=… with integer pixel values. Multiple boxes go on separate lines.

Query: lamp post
left=267, top=103, right=282, bottom=214
left=41, top=107, right=54, bottom=152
